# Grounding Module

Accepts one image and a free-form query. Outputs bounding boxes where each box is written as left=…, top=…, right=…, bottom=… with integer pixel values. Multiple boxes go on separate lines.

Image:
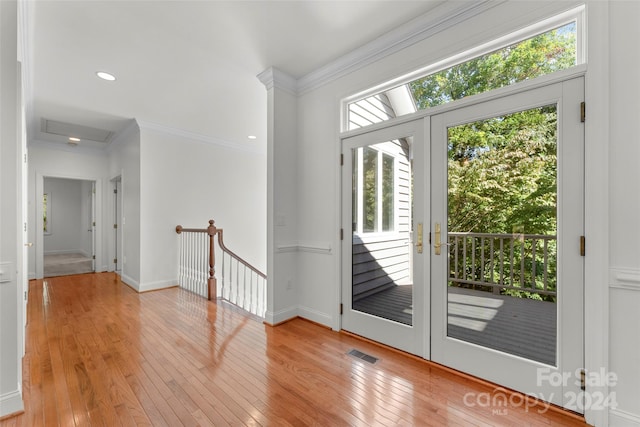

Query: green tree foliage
left=409, top=24, right=576, bottom=300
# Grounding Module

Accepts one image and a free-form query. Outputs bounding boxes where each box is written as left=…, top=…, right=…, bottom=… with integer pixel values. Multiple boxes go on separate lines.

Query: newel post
left=207, top=219, right=218, bottom=300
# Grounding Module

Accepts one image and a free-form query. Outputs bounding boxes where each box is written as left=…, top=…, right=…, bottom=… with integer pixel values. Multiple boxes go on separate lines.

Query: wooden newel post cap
left=176, top=225, right=183, bottom=234
left=207, top=219, right=217, bottom=236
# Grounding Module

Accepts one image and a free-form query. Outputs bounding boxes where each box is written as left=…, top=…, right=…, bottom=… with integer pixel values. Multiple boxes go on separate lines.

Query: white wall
left=108, top=122, right=141, bottom=287
left=28, top=145, right=107, bottom=278
left=607, top=2, right=640, bottom=425
left=281, top=1, right=638, bottom=425
left=43, top=177, right=83, bottom=254
left=137, top=125, right=267, bottom=292
left=0, top=0, right=24, bottom=417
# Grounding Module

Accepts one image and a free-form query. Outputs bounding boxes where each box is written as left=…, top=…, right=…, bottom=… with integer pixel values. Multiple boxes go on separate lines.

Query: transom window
left=345, top=8, right=583, bottom=131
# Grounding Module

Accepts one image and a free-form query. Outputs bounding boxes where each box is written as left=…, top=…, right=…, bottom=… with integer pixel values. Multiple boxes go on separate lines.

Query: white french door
left=341, top=78, right=584, bottom=411
left=341, top=119, right=427, bottom=356
left=430, top=78, right=584, bottom=411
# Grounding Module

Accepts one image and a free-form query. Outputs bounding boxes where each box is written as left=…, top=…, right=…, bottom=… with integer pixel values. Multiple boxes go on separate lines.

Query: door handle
left=416, top=223, right=423, bottom=254
left=25, top=242, right=33, bottom=247
left=434, top=223, right=449, bottom=255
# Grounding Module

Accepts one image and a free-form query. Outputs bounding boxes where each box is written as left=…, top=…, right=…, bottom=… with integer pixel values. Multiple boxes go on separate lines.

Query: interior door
left=341, top=119, right=426, bottom=356
left=430, top=78, right=584, bottom=410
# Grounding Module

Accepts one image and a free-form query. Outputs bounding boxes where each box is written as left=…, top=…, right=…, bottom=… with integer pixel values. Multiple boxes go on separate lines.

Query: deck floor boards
left=2, top=273, right=583, bottom=426
left=353, top=285, right=556, bottom=365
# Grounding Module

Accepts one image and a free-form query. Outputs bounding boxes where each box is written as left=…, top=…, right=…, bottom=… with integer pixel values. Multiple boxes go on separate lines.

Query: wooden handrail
left=175, top=219, right=266, bottom=302
left=216, top=229, right=266, bottom=279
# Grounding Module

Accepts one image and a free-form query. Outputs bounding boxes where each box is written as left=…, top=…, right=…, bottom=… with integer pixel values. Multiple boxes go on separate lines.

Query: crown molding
left=137, top=120, right=266, bottom=155
left=295, top=0, right=501, bottom=95
left=257, top=67, right=298, bottom=95
left=107, top=118, right=140, bottom=152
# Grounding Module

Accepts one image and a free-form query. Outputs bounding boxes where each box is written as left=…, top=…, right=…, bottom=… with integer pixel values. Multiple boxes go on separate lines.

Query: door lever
left=416, top=223, right=423, bottom=254
left=433, top=223, right=451, bottom=255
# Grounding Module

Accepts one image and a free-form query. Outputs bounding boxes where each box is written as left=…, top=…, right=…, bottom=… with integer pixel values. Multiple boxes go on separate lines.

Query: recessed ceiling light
left=69, top=137, right=80, bottom=142
left=96, top=71, right=116, bottom=81
left=248, top=135, right=257, bottom=140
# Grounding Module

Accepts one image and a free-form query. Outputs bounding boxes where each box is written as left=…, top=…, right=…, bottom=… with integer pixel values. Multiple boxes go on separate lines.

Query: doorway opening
left=42, top=177, right=96, bottom=277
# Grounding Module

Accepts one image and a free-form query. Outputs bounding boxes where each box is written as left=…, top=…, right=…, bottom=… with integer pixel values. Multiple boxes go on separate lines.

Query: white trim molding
left=137, top=120, right=266, bottom=155
left=0, top=389, right=23, bottom=418
left=298, top=305, right=332, bottom=327
left=276, top=242, right=332, bottom=255
left=609, top=267, right=640, bottom=291
left=257, top=67, right=297, bottom=95
left=264, top=306, right=298, bottom=326
left=120, top=274, right=140, bottom=292
left=610, top=408, right=640, bottom=427
left=297, top=1, right=502, bottom=94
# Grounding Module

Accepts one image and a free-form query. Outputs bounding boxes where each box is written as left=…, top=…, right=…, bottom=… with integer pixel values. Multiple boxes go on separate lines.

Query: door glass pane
left=363, top=147, right=378, bottom=232
left=446, top=105, right=558, bottom=365
left=352, top=138, right=413, bottom=326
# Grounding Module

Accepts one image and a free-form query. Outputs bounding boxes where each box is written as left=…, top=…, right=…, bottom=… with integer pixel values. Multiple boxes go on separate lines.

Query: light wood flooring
left=2, top=273, right=587, bottom=426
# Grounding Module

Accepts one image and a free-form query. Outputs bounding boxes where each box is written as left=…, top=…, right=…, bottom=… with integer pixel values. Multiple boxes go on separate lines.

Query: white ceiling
left=28, top=0, right=445, bottom=151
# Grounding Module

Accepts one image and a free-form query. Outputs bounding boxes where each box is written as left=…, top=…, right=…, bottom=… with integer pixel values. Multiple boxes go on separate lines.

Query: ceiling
left=28, top=1, right=445, bottom=151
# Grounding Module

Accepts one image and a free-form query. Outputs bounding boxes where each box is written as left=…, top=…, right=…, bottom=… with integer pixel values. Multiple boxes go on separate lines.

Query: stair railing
left=175, top=219, right=266, bottom=318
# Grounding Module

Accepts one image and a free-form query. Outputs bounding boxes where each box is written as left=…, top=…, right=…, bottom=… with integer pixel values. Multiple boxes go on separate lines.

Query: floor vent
left=347, top=349, right=378, bottom=364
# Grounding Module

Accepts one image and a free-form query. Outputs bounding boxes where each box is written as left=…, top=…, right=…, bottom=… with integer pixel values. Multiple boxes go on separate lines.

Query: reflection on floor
left=352, top=285, right=557, bottom=365
left=44, top=252, right=94, bottom=278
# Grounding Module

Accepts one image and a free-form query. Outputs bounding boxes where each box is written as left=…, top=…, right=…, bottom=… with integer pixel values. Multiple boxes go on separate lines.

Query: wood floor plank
left=3, top=273, right=588, bottom=427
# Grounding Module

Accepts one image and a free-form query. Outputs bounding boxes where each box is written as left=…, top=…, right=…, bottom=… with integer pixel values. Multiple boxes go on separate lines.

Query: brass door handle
left=416, top=223, right=423, bottom=254
left=433, top=223, right=450, bottom=255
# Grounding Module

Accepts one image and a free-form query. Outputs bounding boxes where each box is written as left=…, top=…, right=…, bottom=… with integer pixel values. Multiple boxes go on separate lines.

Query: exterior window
left=346, top=9, right=582, bottom=131
left=354, top=147, right=395, bottom=234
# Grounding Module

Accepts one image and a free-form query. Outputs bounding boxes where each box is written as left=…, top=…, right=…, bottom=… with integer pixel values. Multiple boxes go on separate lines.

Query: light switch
left=0, top=262, right=14, bottom=283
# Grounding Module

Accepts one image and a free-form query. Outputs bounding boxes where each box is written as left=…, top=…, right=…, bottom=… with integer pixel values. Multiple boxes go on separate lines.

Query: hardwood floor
left=2, top=273, right=587, bottom=426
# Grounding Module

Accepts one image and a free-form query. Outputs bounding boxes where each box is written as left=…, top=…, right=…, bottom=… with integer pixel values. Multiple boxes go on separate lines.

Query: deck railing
left=448, top=232, right=557, bottom=299
left=176, top=220, right=266, bottom=318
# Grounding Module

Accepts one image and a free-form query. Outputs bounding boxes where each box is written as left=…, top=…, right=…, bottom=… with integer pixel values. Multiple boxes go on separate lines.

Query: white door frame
left=35, top=172, right=103, bottom=278
left=341, top=118, right=428, bottom=357
left=429, top=78, right=584, bottom=410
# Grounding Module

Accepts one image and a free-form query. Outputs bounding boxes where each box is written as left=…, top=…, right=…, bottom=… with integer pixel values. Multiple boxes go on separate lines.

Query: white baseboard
left=138, top=279, right=177, bottom=293
left=120, top=275, right=176, bottom=293
left=265, top=305, right=298, bottom=325
left=298, top=305, right=332, bottom=328
left=28, top=272, right=35, bottom=280
left=610, top=408, right=640, bottom=426
left=0, top=389, right=23, bottom=418
left=120, top=274, right=140, bottom=292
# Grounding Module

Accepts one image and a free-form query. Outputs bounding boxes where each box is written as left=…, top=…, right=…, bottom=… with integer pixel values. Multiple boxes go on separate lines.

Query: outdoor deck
left=353, top=285, right=557, bottom=365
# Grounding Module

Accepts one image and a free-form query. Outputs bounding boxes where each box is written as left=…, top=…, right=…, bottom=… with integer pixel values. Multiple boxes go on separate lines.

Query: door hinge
left=340, top=153, right=344, bottom=166
left=340, top=228, right=344, bottom=240
left=580, top=236, right=585, bottom=256
left=24, top=153, right=27, bottom=163
left=92, top=255, right=96, bottom=260
left=113, top=223, right=118, bottom=229
left=113, top=258, right=117, bottom=264
left=580, top=102, right=586, bottom=123
left=24, top=291, right=27, bottom=301
left=24, top=223, right=27, bottom=232
left=92, top=221, right=96, bottom=227
left=580, top=369, right=586, bottom=391
left=114, top=189, right=118, bottom=194
left=429, top=232, right=432, bottom=245
left=340, top=303, right=343, bottom=315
